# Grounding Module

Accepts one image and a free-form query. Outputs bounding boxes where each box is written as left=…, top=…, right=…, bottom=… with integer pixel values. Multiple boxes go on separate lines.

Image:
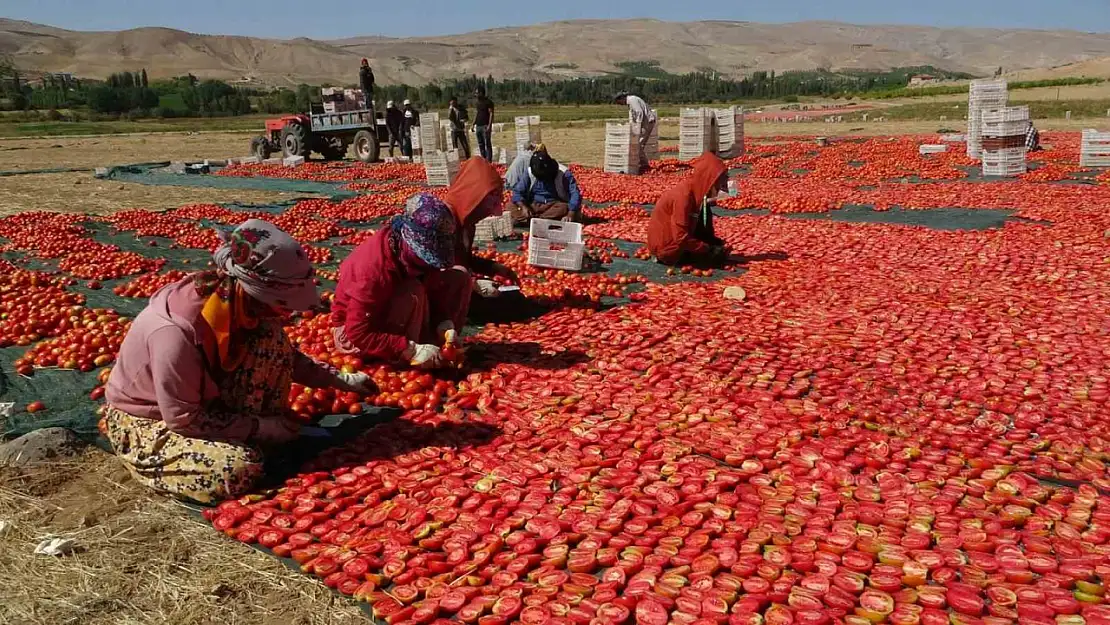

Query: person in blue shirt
left=509, top=146, right=582, bottom=224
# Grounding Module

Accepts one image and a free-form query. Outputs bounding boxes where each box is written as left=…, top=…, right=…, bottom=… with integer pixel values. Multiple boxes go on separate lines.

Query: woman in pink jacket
left=104, top=219, right=374, bottom=504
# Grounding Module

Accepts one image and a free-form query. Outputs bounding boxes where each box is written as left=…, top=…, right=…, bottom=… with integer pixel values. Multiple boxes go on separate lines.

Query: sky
left=1, top=0, right=1108, bottom=39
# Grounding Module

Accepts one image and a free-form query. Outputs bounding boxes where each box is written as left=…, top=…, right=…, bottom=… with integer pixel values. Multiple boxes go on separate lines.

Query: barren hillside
left=3, top=18, right=1110, bottom=86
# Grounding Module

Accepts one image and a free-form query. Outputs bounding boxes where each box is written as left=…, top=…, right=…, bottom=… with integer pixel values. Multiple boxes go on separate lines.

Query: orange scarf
left=199, top=282, right=259, bottom=372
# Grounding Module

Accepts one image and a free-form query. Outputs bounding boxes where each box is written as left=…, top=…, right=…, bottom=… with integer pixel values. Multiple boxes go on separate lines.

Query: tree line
left=0, top=57, right=981, bottom=120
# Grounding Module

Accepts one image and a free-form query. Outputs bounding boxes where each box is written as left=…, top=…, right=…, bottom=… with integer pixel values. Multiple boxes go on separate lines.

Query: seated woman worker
left=103, top=219, right=375, bottom=504
left=331, top=199, right=468, bottom=369
left=647, top=152, right=730, bottom=266
left=446, top=157, right=520, bottom=300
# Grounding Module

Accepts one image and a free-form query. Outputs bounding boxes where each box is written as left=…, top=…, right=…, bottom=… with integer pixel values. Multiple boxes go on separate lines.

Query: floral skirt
left=101, top=406, right=263, bottom=505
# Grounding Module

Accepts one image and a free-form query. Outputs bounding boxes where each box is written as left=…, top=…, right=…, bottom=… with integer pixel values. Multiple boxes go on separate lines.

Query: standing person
left=647, top=152, right=730, bottom=267
left=473, top=85, right=495, bottom=161
left=402, top=99, right=420, bottom=158
left=448, top=96, right=471, bottom=159
left=358, top=59, right=375, bottom=108
left=385, top=100, right=404, bottom=159
left=102, top=220, right=376, bottom=504
left=615, top=92, right=657, bottom=171
left=509, top=146, right=582, bottom=224
left=330, top=200, right=468, bottom=369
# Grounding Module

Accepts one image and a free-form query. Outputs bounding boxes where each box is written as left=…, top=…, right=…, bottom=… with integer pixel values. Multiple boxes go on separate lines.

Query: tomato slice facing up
left=635, top=599, right=669, bottom=625
left=764, top=604, right=795, bottom=625
left=947, top=587, right=984, bottom=616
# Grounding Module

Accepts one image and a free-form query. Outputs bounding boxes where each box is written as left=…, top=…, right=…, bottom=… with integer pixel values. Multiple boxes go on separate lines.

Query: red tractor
left=250, top=103, right=387, bottom=163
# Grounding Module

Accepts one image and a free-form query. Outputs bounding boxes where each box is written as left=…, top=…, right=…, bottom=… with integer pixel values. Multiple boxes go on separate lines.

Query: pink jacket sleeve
left=149, top=326, right=260, bottom=442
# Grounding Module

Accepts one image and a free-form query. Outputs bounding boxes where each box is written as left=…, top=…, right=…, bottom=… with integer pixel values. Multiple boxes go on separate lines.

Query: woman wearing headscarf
left=103, top=220, right=375, bottom=504
left=445, top=157, right=519, bottom=299
left=509, top=145, right=582, bottom=225
left=647, top=152, right=730, bottom=266
left=331, top=198, right=470, bottom=369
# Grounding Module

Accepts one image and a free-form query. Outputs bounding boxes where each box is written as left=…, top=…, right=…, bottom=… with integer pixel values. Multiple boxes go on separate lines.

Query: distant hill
left=4, top=18, right=1110, bottom=86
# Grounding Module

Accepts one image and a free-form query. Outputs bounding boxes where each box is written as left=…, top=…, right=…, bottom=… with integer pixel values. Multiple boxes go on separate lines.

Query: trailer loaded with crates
left=249, top=91, right=390, bottom=163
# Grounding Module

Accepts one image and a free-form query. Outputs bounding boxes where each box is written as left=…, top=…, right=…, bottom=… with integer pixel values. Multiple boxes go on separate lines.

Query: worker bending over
left=103, top=220, right=374, bottom=503
left=647, top=152, right=730, bottom=266
left=509, top=146, right=582, bottom=224
left=1026, top=121, right=1042, bottom=152
left=445, top=158, right=520, bottom=300
left=615, top=92, right=657, bottom=171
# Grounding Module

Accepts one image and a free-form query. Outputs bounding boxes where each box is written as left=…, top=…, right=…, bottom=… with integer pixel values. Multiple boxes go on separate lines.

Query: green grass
left=862, top=98, right=1110, bottom=121
left=0, top=115, right=272, bottom=138
left=861, top=77, right=1107, bottom=101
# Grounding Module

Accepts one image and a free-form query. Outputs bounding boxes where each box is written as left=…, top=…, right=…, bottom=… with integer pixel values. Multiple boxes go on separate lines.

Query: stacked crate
left=423, top=150, right=460, bottom=186
left=440, top=120, right=454, bottom=151
left=604, top=122, right=641, bottom=174
left=1081, top=129, right=1110, bottom=167
left=679, top=108, right=716, bottom=161
left=980, top=106, right=1029, bottom=177
left=321, top=87, right=364, bottom=113
left=419, top=113, right=445, bottom=155
left=515, top=116, right=542, bottom=151
left=714, top=106, right=745, bottom=157
left=967, top=79, right=1008, bottom=159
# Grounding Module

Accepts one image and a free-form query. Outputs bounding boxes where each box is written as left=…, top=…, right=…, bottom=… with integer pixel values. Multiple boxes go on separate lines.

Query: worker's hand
left=409, top=343, right=445, bottom=370
left=562, top=212, right=578, bottom=223
left=490, top=262, right=520, bottom=285
left=335, top=371, right=377, bottom=395
left=254, top=416, right=301, bottom=445
left=474, top=279, right=500, bottom=298
left=436, top=321, right=459, bottom=346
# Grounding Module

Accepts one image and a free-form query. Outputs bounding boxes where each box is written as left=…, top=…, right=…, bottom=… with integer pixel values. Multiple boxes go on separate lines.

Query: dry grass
left=0, top=450, right=367, bottom=625
left=0, top=133, right=255, bottom=171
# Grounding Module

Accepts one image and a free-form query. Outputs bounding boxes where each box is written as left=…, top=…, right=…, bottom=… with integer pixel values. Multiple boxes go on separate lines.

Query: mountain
left=4, top=17, right=1110, bottom=86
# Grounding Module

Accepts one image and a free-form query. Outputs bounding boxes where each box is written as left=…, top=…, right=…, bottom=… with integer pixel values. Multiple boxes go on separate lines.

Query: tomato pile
left=6, top=132, right=1110, bottom=624
left=58, top=250, right=165, bottom=280
left=113, top=270, right=190, bottom=298
left=219, top=161, right=429, bottom=183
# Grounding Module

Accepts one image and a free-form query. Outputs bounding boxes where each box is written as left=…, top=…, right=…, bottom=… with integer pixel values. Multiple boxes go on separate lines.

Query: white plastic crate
left=604, top=122, right=641, bottom=173
left=939, top=134, right=966, bottom=143
left=982, top=106, right=1029, bottom=124
left=514, top=115, right=542, bottom=151
left=1081, top=129, right=1110, bottom=166
left=527, top=218, right=585, bottom=271
left=423, top=150, right=460, bottom=186
left=714, top=106, right=745, bottom=157
left=919, top=144, right=948, bottom=154
left=418, top=113, right=444, bottom=153
left=983, top=162, right=1027, bottom=177
left=473, top=213, right=514, bottom=245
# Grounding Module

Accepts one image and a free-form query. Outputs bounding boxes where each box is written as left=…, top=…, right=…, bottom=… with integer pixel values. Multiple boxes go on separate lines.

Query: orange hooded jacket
left=446, top=157, right=504, bottom=276
left=646, top=152, right=727, bottom=265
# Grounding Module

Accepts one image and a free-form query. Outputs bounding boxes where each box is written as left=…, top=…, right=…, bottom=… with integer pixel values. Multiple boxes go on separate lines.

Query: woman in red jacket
left=331, top=198, right=467, bottom=369
left=447, top=157, right=519, bottom=298
left=647, top=152, right=730, bottom=266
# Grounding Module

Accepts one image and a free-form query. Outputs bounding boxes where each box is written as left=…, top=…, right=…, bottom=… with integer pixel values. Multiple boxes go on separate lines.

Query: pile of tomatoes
left=0, top=267, right=85, bottom=349
left=113, top=270, right=190, bottom=298
left=17, top=309, right=130, bottom=372
left=58, top=250, right=165, bottom=280
left=218, top=161, right=428, bottom=183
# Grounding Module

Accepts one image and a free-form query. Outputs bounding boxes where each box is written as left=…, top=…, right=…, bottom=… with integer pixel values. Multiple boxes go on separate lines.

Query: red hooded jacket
left=646, top=152, right=727, bottom=265
left=447, top=157, right=504, bottom=277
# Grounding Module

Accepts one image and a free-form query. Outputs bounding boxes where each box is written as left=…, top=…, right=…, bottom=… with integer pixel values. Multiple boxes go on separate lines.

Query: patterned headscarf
left=390, top=194, right=457, bottom=270
left=196, top=219, right=318, bottom=371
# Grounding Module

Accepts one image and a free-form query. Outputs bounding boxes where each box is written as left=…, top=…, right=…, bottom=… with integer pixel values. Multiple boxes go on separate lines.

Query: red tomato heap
left=19, top=309, right=130, bottom=372
left=0, top=267, right=85, bottom=349
left=59, top=250, right=165, bottom=280
left=113, top=270, right=190, bottom=298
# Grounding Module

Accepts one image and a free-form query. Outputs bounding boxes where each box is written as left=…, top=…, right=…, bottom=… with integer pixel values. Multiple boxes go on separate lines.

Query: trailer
left=250, top=103, right=388, bottom=163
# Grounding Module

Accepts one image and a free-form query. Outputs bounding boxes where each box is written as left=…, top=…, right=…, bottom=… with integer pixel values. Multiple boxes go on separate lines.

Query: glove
left=408, top=343, right=445, bottom=370
left=254, top=417, right=301, bottom=445
left=491, top=262, right=520, bottom=285
left=335, top=371, right=377, bottom=395
left=474, top=279, right=500, bottom=298
left=436, top=321, right=459, bottom=345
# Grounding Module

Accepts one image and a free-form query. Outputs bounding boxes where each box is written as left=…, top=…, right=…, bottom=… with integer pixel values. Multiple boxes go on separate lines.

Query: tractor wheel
left=318, top=136, right=348, bottom=161
left=353, top=130, right=379, bottom=163
left=281, top=122, right=309, bottom=159
left=250, top=135, right=271, bottom=161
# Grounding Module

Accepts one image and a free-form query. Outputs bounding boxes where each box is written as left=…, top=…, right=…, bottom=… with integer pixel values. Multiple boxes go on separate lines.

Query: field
left=3, top=103, right=1110, bottom=625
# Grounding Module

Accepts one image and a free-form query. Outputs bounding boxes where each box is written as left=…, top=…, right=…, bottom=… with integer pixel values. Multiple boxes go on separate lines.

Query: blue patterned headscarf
left=390, top=194, right=457, bottom=270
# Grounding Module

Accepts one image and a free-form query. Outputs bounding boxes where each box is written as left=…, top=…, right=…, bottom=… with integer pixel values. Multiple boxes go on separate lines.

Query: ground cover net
left=4, top=131, right=1110, bottom=624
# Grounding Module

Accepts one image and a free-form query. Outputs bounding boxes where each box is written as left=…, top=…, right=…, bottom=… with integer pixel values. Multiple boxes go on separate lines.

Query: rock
left=723, top=286, right=747, bottom=301
left=0, top=520, right=12, bottom=537
left=0, top=428, right=84, bottom=468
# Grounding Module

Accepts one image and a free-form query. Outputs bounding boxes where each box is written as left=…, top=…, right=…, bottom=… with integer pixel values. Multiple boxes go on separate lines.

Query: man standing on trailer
left=449, top=96, right=471, bottom=159
left=359, top=59, right=375, bottom=107
left=473, top=85, right=495, bottom=161
left=615, top=92, right=657, bottom=172
left=385, top=101, right=404, bottom=159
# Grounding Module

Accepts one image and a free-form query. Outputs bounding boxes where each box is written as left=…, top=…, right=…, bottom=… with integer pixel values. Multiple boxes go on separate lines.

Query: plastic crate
left=939, top=134, right=966, bottom=142
left=527, top=218, right=585, bottom=271
left=423, top=150, right=460, bottom=186
left=473, top=213, right=514, bottom=245
left=919, top=144, right=948, bottom=154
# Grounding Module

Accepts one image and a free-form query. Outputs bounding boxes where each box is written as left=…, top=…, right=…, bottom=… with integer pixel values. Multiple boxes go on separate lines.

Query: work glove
left=491, top=262, right=520, bottom=285
left=407, top=342, right=445, bottom=370
left=254, top=417, right=301, bottom=445
left=436, top=321, right=460, bottom=345
left=474, top=279, right=500, bottom=299
left=335, top=371, right=377, bottom=395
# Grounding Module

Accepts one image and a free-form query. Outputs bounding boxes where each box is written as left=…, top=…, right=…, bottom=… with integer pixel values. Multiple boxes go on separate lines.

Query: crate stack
left=1081, top=129, right=1110, bottom=167
left=643, top=122, right=660, bottom=161
left=980, top=106, right=1029, bottom=177
left=679, top=108, right=716, bottom=161
left=473, top=213, right=514, bottom=245
left=418, top=113, right=445, bottom=155
left=714, top=106, right=745, bottom=157
left=604, top=122, right=642, bottom=174
left=320, top=87, right=365, bottom=113
left=423, top=150, right=460, bottom=186
left=440, top=120, right=454, bottom=151
left=515, top=116, right=542, bottom=151
left=967, top=79, right=1008, bottom=159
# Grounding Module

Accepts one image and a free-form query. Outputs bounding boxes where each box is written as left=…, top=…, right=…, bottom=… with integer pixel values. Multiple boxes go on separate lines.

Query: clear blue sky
left=1, top=0, right=1108, bottom=39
